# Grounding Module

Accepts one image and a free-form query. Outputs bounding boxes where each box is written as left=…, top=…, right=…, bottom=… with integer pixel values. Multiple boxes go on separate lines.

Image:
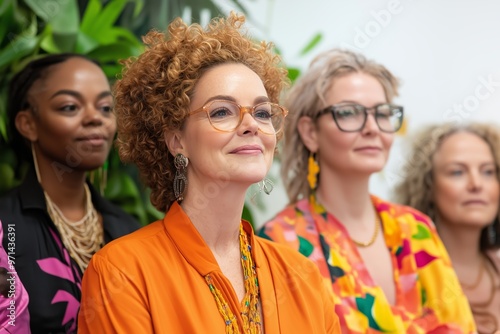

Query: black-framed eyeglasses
left=317, top=103, right=404, bottom=133
left=189, top=99, right=289, bottom=135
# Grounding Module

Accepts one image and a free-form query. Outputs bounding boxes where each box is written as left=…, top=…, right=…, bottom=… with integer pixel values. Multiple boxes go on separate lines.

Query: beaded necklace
left=204, top=225, right=262, bottom=334
left=44, top=184, right=103, bottom=272
left=33, top=144, right=103, bottom=272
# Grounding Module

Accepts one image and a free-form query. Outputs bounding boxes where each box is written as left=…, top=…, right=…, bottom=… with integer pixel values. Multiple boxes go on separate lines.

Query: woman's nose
left=467, top=170, right=483, bottom=191
left=361, top=112, right=380, bottom=134
left=83, top=106, right=103, bottom=125
left=238, top=110, right=259, bottom=134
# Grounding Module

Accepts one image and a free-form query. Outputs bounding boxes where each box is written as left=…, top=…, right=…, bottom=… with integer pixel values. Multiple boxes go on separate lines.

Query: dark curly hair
left=114, top=12, right=289, bottom=212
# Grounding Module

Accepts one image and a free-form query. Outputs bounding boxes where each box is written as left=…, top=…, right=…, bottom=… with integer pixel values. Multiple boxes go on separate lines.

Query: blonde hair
left=394, top=122, right=500, bottom=250
left=281, top=48, right=400, bottom=203
left=114, top=12, right=288, bottom=212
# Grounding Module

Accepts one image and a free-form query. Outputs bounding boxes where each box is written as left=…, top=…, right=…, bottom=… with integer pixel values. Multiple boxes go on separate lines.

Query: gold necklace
left=32, top=144, right=103, bottom=272
left=204, top=225, right=262, bottom=334
left=351, top=210, right=381, bottom=248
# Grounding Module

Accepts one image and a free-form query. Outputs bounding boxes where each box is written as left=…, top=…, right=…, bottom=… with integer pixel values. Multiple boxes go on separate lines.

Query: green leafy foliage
left=0, top=0, right=321, bottom=228
left=0, top=0, right=252, bottom=226
left=0, top=0, right=153, bottom=224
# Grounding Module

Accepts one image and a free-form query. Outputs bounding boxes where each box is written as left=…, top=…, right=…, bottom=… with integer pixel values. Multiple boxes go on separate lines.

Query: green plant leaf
left=80, top=0, right=102, bottom=33
left=25, top=0, right=79, bottom=52
left=104, top=170, right=148, bottom=224
left=107, top=27, right=143, bottom=47
left=88, top=42, right=140, bottom=63
left=101, top=64, right=125, bottom=80
left=0, top=16, right=39, bottom=71
left=299, top=33, right=323, bottom=56
left=287, top=67, right=301, bottom=83
left=242, top=204, right=254, bottom=227
left=0, top=162, right=15, bottom=192
left=75, top=31, right=99, bottom=54
left=0, top=0, right=17, bottom=45
left=24, top=0, right=79, bottom=33
left=39, top=25, right=61, bottom=53
left=84, top=0, right=134, bottom=39
left=0, top=115, right=7, bottom=141
left=105, top=171, right=140, bottom=200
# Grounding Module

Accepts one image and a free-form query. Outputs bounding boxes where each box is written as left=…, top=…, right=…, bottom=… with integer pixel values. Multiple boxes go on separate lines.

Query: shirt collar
left=163, top=202, right=259, bottom=276
left=19, top=166, right=117, bottom=215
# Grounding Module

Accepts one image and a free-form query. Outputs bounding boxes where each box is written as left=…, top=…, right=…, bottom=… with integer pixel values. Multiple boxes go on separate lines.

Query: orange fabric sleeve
left=78, top=254, right=152, bottom=333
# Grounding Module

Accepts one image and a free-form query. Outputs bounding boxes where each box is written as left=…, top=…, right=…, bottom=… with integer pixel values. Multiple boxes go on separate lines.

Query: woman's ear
left=297, top=116, right=319, bottom=153
left=15, top=110, right=38, bottom=142
left=164, top=130, right=185, bottom=156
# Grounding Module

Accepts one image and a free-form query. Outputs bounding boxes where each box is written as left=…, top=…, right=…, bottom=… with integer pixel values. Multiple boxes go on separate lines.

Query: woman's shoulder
left=260, top=199, right=312, bottom=227
left=255, top=236, right=316, bottom=269
left=89, top=186, right=141, bottom=233
left=93, top=220, right=165, bottom=266
left=373, top=195, right=434, bottom=227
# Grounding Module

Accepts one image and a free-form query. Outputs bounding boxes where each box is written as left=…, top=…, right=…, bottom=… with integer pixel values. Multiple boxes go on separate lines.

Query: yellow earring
left=307, top=152, right=319, bottom=190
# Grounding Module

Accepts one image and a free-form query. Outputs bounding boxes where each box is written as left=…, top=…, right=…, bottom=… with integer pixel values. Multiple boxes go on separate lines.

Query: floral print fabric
left=259, top=195, right=476, bottom=334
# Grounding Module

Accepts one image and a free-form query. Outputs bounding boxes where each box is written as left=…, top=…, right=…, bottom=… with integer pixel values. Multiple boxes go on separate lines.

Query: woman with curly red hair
left=78, top=13, right=340, bottom=333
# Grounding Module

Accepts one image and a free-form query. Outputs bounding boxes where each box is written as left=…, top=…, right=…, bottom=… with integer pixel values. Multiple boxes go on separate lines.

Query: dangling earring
left=173, top=153, right=189, bottom=201
left=260, top=178, right=274, bottom=195
left=32, top=142, right=42, bottom=183
left=307, top=152, right=319, bottom=191
left=88, top=161, right=108, bottom=196
left=488, top=222, right=497, bottom=245
left=250, top=178, right=274, bottom=204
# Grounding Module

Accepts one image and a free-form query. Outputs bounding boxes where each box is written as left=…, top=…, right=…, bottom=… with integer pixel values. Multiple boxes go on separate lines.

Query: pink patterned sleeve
left=0, top=221, right=30, bottom=333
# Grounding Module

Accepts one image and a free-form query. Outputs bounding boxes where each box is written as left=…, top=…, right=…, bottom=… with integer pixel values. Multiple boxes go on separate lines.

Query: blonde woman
left=259, top=49, right=476, bottom=333
left=395, top=122, right=500, bottom=334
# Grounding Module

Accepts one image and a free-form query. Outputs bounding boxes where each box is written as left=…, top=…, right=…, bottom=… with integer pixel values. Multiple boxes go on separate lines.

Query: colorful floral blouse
left=259, top=195, right=476, bottom=334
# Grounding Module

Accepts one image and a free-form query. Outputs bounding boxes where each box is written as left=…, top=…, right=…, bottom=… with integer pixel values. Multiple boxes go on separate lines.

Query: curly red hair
left=114, top=12, right=288, bottom=212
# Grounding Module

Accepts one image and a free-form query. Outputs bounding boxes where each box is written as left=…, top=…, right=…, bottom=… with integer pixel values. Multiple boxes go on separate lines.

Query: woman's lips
left=77, top=135, right=107, bottom=147
left=230, top=145, right=263, bottom=154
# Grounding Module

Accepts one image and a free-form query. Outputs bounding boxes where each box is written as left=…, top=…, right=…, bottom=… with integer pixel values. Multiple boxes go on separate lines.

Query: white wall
left=214, top=0, right=500, bottom=228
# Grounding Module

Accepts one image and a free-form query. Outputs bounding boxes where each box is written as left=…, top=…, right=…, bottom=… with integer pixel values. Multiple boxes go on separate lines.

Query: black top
left=0, top=168, right=140, bottom=334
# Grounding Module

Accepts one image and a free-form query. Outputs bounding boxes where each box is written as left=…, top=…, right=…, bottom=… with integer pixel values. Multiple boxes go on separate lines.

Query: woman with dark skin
left=0, top=54, right=139, bottom=333
left=395, top=122, right=500, bottom=334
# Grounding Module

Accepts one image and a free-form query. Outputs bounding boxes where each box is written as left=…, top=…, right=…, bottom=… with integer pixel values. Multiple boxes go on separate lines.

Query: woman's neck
left=316, top=171, right=374, bottom=225
left=437, top=221, right=483, bottom=265
left=34, top=149, right=88, bottom=216
left=181, top=183, right=247, bottom=252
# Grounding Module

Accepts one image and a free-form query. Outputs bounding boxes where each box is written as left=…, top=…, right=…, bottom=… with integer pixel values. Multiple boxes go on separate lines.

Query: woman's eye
left=449, top=170, right=463, bottom=176
left=100, top=105, right=113, bottom=113
left=483, top=169, right=496, bottom=176
left=210, top=107, right=232, bottom=118
left=254, top=110, right=272, bottom=120
left=376, top=113, right=390, bottom=119
left=335, top=109, right=356, bottom=118
left=60, top=104, right=78, bottom=112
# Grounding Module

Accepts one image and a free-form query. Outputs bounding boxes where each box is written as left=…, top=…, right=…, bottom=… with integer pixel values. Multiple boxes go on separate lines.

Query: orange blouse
left=78, top=202, right=340, bottom=333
